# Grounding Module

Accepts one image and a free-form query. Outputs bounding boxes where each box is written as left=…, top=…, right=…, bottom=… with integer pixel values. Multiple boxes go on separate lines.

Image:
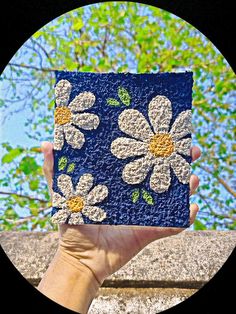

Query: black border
left=1, top=0, right=236, bottom=313
left=0, top=0, right=235, bottom=73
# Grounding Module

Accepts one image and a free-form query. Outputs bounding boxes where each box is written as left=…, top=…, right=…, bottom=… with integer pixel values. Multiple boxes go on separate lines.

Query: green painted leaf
left=107, top=98, right=120, bottom=106
left=118, top=86, right=131, bottom=106
left=141, top=189, right=155, bottom=205
left=132, top=189, right=140, bottom=203
left=58, top=156, right=67, bottom=171
left=67, top=163, right=75, bottom=173
left=1, top=148, right=24, bottom=164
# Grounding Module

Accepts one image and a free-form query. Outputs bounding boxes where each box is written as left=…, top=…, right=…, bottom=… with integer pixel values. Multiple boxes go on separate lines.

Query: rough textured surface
left=52, top=71, right=193, bottom=227
left=1, top=231, right=235, bottom=313
left=54, top=79, right=99, bottom=151
left=0, top=231, right=235, bottom=286
left=89, top=288, right=197, bottom=314
left=52, top=174, right=108, bottom=224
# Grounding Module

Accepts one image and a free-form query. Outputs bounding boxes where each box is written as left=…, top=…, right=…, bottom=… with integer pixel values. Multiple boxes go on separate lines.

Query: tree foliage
left=0, top=2, right=235, bottom=231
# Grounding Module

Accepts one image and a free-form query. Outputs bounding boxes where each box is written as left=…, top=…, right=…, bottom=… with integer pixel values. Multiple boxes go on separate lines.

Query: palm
left=59, top=224, right=182, bottom=283
left=42, top=142, right=199, bottom=283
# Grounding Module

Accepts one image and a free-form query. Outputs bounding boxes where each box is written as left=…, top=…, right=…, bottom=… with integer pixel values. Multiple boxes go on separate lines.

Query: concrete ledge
left=0, top=231, right=235, bottom=313
left=0, top=231, right=235, bottom=287
left=90, top=288, right=197, bottom=314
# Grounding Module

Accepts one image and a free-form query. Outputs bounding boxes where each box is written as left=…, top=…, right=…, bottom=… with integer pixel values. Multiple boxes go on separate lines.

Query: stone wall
left=1, top=230, right=235, bottom=313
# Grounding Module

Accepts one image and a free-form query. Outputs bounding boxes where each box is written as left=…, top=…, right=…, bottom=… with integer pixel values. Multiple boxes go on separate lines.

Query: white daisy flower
left=51, top=173, right=108, bottom=225
left=111, top=95, right=192, bottom=193
left=54, top=79, right=100, bottom=150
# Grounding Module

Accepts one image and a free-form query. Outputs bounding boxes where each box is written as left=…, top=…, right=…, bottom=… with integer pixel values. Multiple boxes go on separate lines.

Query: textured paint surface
left=52, top=71, right=193, bottom=227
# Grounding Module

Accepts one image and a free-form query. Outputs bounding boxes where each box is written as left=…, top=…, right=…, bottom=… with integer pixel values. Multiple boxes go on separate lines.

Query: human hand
left=41, top=141, right=200, bottom=285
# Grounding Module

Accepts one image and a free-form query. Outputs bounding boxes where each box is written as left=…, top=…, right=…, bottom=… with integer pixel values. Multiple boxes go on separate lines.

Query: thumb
left=41, top=141, right=54, bottom=196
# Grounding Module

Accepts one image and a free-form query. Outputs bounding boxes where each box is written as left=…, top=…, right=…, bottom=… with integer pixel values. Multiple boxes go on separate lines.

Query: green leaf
left=31, top=208, right=39, bottom=216
left=194, top=219, right=206, bottom=230
left=118, top=86, right=131, bottom=106
left=67, top=163, right=75, bottom=173
left=19, top=156, right=38, bottom=175
left=132, top=189, right=140, bottom=203
left=58, top=156, right=67, bottom=171
left=32, top=30, right=43, bottom=39
left=47, top=99, right=55, bottom=110
left=29, top=179, right=39, bottom=191
left=107, top=98, right=120, bottom=106
left=72, top=18, right=84, bottom=31
left=1, top=148, right=24, bottom=164
left=2, top=142, right=12, bottom=152
left=80, top=65, right=94, bottom=71
left=141, top=189, right=155, bottom=205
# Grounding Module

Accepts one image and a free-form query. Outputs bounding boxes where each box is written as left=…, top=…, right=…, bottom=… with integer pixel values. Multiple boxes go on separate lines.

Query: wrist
left=58, top=225, right=108, bottom=285
left=58, top=247, right=103, bottom=288
left=38, top=248, right=101, bottom=313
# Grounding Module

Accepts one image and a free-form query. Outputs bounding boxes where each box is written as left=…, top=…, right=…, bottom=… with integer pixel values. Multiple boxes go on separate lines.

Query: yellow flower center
left=66, top=196, right=84, bottom=213
left=54, top=106, right=72, bottom=125
left=149, top=133, right=174, bottom=157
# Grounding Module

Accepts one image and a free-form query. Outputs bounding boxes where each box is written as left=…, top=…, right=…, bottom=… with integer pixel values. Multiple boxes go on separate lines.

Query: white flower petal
left=169, top=153, right=191, bottom=184
left=170, top=110, right=192, bottom=141
left=122, top=154, right=154, bottom=185
left=75, top=173, right=94, bottom=197
left=72, top=113, right=100, bottom=130
left=64, top=124, right=85, bottom=149
left=118, top=109, right=153, bottom=142
left=82, top=205, right=107, bottom=222
left=57, top=174, right=74, bottom=198
left=54, top=125, right=64, bottom=150
left=175, top=138, right=192, bottom=156
left=68, top=91, right=96, bottom=112
left=148, top=95, right=172, bottom=133
left=52, top=192, right=66, bottom=208
left=86, top=185, right=108, bottom=205
left=51, top=209, right=69, bottom=224
left=150, top=158, right=171, bottom=193
left=68, top=212, right=84, bottom=225
left=55, top=79, right=72, bottom=106
left=111, top=137, right=148, bottom=159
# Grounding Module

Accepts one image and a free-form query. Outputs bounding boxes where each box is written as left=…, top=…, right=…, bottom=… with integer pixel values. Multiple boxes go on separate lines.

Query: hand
left=41, top=141, right=200, bottom=286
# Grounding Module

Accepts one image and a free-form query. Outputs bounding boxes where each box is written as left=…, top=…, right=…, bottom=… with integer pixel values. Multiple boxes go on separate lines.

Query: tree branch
left=5, top=205, right=51, bottom=227
left=198, top=165, right=236, bottom=198
left=0, top=190, right=48, bottom=203
left=100, top=26, right=109, bottom=58
left=9, top=62, right=56, bottom=72
left=30, top=38, right=55, bottom=66
left=199, top=193, right=236, bottom=221
left=197, top=108, right=213, bottom=123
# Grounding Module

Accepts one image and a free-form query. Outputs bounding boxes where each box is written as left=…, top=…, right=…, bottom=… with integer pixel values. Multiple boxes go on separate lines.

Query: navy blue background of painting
left=52, top=71, right=193, bottom=227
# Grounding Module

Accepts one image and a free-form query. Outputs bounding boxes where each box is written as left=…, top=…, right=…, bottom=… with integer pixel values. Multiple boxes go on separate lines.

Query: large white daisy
left=111, top=95, right=192, bottom=193
left=54, top=79, right=100, bottom=150
left=51, top=173, right=108, bottom=225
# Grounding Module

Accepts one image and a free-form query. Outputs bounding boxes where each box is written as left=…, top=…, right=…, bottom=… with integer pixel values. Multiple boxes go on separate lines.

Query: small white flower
left=111, top=95, right=192, bottom=193
left=54, top=79, right=100, bottom=150
left=51, top=173, right=108, bottom=225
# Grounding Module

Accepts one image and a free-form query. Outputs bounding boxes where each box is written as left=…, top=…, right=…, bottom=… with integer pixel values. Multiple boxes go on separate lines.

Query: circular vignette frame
left=0, top=1, right=235, bottom=314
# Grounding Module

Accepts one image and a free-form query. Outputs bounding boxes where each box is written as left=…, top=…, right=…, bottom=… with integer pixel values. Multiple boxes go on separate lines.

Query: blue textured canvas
left=51, top=71, right=193, bottom=228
